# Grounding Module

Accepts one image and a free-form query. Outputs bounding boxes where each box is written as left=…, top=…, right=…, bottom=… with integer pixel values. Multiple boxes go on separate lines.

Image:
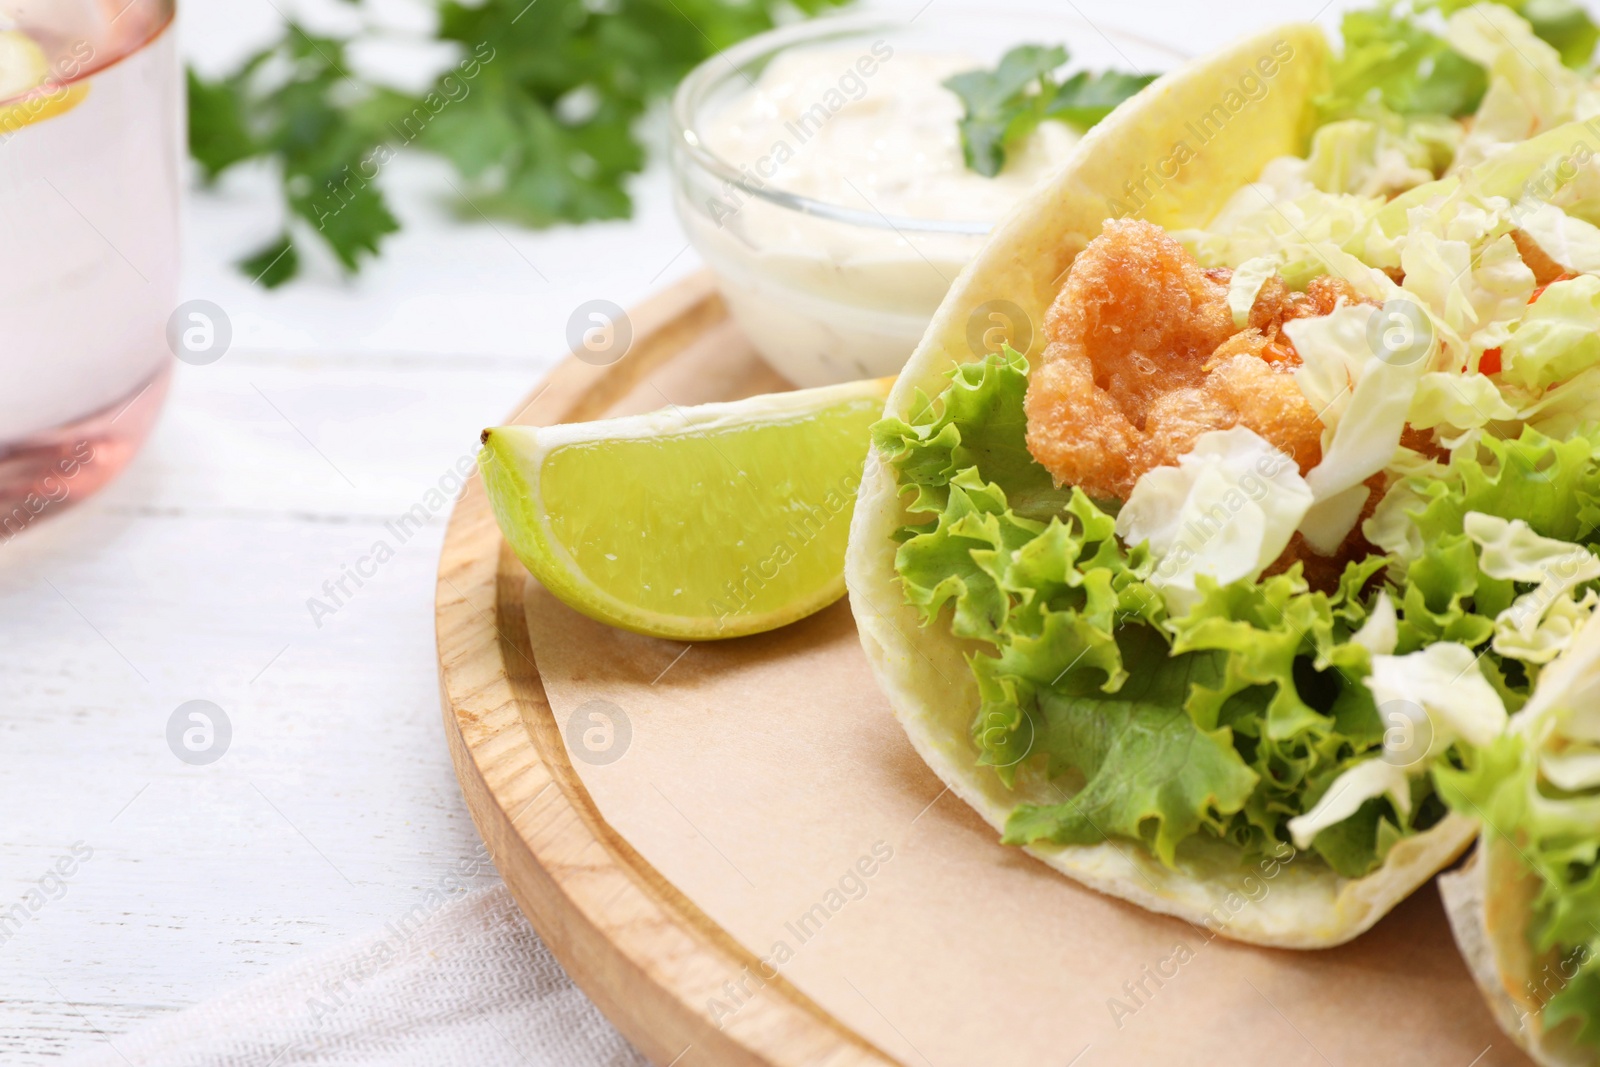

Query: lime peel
left=480, top=377, right=892, bottom=640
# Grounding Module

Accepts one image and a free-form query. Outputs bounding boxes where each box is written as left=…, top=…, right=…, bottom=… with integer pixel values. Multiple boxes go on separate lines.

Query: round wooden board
left=437, top=272, right=1524, bottom=1067
left=435, top=272, right=889, bottom=1067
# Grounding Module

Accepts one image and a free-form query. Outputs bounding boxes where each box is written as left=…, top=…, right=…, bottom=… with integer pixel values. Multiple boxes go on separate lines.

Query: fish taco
left=847, top=10, right=1600, bottom=947
left=1439, top=611, right=1600, bottom=1066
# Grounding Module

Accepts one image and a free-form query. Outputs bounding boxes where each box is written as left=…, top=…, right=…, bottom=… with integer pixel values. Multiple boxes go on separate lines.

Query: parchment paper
left=527, top=587, right=1528, bottom=1067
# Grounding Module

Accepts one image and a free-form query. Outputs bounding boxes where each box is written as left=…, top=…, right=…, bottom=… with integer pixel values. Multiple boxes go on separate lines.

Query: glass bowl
left=669, top=11, right=1185, bottom=387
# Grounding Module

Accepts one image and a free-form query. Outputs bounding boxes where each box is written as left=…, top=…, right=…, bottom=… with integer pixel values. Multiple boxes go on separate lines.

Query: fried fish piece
left=1037, top=218, right=1233, bottom=429
left=1024, top=219, right=1364, bottom=502
left=1156, top=353, right=1324, bottom=473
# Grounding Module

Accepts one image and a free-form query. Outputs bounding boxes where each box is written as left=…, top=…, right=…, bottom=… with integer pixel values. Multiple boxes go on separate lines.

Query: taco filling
left=871, top=112, right=1600, bottom=891
left=1438, top=611, right=1600, bottom=1062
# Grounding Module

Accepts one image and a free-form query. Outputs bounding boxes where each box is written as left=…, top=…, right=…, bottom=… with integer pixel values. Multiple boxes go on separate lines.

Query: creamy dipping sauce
left=703, top=48, right=1078, bottom=224
left=675, top=45, right=1082, bottom=386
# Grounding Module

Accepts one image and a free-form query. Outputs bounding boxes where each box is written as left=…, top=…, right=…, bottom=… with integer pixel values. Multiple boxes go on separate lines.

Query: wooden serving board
left=436, top=272, right=1527, bottom=1067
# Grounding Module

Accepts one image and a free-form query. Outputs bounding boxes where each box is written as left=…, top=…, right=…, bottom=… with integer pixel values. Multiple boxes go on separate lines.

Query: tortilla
left=844, top=23, right=1476, bottom=948
left=1440, top=843, right=1593, bottom=1066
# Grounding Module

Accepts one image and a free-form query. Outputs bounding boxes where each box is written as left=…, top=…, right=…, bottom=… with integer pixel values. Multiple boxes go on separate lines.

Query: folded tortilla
left=844, top=24, right=1476, bottom=948
left=1440, top=845, right=1591, bottom=1066
left=1436, top=609, right=1600, bottom=1066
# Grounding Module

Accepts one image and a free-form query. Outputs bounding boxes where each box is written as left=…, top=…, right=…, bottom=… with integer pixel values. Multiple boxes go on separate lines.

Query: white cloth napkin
left=64, top=885, right=647, bottom=1067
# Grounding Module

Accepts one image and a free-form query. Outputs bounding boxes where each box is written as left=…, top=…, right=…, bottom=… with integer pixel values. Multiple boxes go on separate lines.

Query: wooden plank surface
left=0, top=347, right=531, bottom=1061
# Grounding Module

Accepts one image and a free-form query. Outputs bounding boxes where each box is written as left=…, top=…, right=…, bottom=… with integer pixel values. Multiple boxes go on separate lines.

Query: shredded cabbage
left=1115, top=427, right=1313, bottom=615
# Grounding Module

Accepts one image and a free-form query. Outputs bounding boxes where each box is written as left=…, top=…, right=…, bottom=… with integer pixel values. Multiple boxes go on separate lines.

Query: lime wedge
left=479, top=378, right=892, bottom=639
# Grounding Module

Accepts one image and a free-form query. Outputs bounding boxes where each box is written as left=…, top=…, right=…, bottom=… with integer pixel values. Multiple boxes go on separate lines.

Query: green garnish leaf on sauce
left=943, top=44, right=1156, bottom=178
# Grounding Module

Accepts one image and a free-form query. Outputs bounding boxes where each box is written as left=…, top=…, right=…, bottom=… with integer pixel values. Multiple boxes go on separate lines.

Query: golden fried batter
left=1195, top=354, right=1323, bottom=469
left=1038, top=218, right=1234, bottom=431
left=1024, top=219, right=1364, bottom=501
left=1204, top=278, right=1367, bottom=368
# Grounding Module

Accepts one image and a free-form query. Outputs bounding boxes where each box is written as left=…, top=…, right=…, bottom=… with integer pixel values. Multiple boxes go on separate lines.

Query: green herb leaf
left=943, top=45, right=1067, bottom=178
left=943, top=44, right=1154, bottom=178
left=187, top=0, right=850, bottom=284
left=1045, top=69, right=1161, bottom=129
left=187, top=25, right=403, bottom=284
left=186, top=68, right=256, bottom=181
left=239, top=233, right=299, bottom=289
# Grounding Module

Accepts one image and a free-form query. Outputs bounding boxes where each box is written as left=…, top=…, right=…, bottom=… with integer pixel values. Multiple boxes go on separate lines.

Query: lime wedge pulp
left=479, top=377, right=893, bottom=640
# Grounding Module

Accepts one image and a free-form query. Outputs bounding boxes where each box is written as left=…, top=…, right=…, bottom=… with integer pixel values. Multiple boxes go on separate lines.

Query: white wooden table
left=0, top=1, right=1355, bottom=1062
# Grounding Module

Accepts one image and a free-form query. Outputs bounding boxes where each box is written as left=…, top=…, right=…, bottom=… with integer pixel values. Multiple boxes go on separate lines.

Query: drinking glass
left=0, top=0, right=179, bottom=537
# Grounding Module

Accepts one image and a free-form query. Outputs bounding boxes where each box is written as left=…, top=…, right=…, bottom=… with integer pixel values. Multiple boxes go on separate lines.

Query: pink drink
left=0, top=0, right=178, bottom=538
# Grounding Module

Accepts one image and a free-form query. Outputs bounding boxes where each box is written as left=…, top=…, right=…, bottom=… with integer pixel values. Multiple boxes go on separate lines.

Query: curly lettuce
left=875, top=348, right=1600, bottom=881
left=875, top=351, right=1467, bottom=877
left=1368, top=425, right=1600, bottom=566
left=1318, top=1, right=1599, bottom=128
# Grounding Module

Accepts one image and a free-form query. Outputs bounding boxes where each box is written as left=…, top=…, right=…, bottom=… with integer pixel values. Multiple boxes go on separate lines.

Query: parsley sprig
left=188, top=0, right=849, bottom=287
left=942, top=45, right=1156, bottom=178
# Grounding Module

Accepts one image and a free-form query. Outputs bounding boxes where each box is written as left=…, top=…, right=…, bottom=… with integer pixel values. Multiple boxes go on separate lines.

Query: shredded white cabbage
left=1409, top=372, right=1516, bottom=432
left=1114, top=427, right=1313, bottom=615
left=1227, top=255, right=1281, bottom=329
left=1446, top=3, right=1600, bottom=167
left=1463, top=512, right=1600, bottom=664
left=1514, top=200, right=1600, bottom=275
left=1367, top=643, right=1509, bottom=749
left=1502, top=275, right=1600, bottom=389
left=1350, top=590, right=1399, bottom=656
left=1288, top=759, right=1413, bottom=849
left=1182, top=157, right=1385, bottom=271
left=1515, top=611, right=1600, bottom=794
left=1304, top=116, right=1449, bottom=200
left=1285, top=304, right=1429, bottom=552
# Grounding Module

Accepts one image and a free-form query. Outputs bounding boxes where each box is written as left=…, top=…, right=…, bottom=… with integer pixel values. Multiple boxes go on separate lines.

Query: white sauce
left=702, top=48, right=1077, bottom=223
left=678, top=46, right=1080, bottom=386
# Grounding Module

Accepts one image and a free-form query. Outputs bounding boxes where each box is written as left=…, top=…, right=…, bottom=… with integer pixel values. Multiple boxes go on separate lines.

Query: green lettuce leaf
left=1319, top=4, right=1489, bottom=122
left=1364, top=426, right=1600, bottom=691
left=1318, top=1, right=1599, bottom=129
left=1521, top=0, right=1600, bottom=67
left=877, top=352, right=1453, bottom=876
left=1503, top=276, right=1600, bottom=391
left=873, top=347, right=1074, bottom=525
left=1371, top=425, right=1600, bottom=561
left=1002, top=627, right=1258, bottom=868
